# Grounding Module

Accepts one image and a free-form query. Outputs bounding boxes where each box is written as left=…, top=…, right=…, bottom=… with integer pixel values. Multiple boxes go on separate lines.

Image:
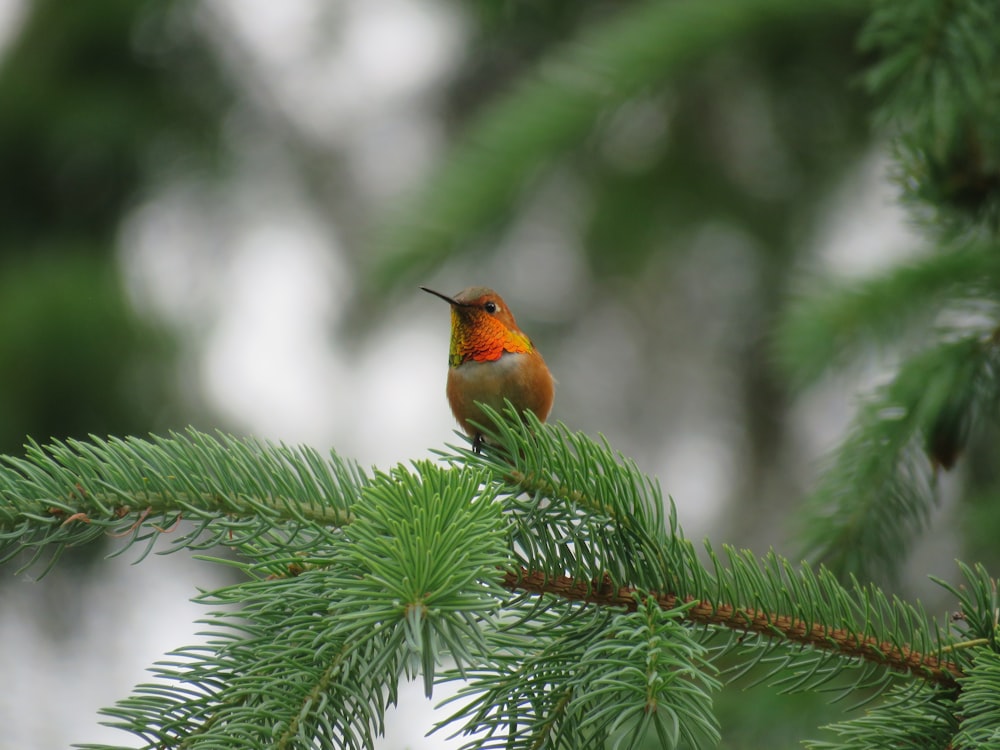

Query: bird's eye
left=484, top=301, right=498, bottom=313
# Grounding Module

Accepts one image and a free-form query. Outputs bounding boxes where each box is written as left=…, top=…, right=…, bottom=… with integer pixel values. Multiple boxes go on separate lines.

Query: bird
left=421, top=286, right=554, bottom=452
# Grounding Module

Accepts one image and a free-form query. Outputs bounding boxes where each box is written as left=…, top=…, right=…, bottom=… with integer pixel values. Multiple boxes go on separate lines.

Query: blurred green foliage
left=0, top=255, right=171, bottom=449
left=0, top=0, right=227, bottom=453
left=0, top=0, right=224, bottom=248
left=376, top=0, right=869, bottom=288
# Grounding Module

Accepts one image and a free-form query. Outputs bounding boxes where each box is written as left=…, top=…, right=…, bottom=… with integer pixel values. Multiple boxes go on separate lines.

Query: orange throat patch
left=450, top=311, right=532, bottom=367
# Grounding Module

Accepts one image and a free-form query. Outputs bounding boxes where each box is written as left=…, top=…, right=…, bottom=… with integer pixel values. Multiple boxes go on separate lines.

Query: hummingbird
left=422, top=286, right=555, bottom=452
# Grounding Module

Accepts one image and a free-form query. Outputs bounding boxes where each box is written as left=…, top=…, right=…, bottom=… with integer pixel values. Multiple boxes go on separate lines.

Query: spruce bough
left=0, top=411, right=993, bottom=749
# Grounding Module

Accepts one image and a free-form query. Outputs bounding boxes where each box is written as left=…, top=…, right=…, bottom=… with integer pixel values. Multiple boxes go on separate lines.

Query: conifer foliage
left=0, top=416, right=993, bottom=749
left=779, top=0, right=1000, bottom=584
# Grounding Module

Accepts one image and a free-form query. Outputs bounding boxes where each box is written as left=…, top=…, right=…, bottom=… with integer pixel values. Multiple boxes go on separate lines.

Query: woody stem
left=501, top=567, right=964, bottom=688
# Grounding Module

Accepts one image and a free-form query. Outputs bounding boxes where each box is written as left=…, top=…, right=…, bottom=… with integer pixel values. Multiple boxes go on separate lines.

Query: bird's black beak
left=421, top=287, right=475, bottom=308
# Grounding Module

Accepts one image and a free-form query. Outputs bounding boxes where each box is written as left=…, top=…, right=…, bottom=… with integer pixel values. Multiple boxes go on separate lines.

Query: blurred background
left=0, top=0, right=940, bottom=747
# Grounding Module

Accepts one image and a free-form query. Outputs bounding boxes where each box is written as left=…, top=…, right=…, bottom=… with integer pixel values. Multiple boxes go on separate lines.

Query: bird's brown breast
left=446, top=350, right=554, bottom=438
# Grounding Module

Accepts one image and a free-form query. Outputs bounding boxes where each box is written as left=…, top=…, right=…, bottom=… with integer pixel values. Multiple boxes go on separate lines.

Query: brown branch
left=502, top=568, right=965, bottom=688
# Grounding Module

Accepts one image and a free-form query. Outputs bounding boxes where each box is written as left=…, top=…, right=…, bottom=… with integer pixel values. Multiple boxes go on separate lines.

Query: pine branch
left=805, top=685, right=959, bottom=750
left=1, top=412, right=992, bottom=748
left=81, top=461, right=510, bottom=750
left=797, top=334, right=1000, bottom=582
left=499, top=568, right=963, bottom=688
left=775, top=242, right=1000, bottom=387
left=0, top=430, right=360, bottom=575
left=862, top=0, right=1000, bottom=227
left=441, top=407, right=968, bottom=694
left=436, top=594, right=722, bottom=750
left=954, top=649, right=1000, bottom=746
